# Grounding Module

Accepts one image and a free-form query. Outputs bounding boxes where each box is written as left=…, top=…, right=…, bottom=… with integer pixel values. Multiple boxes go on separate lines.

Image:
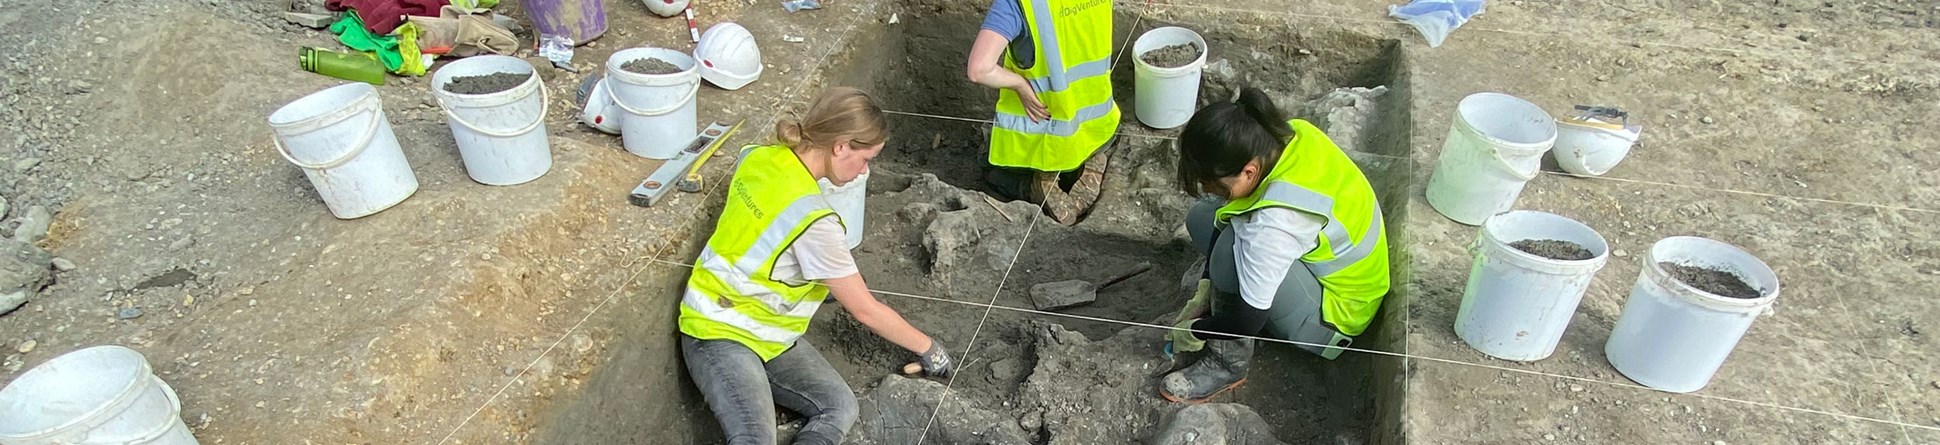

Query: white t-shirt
left=771, top=216, right=860, bottom=285
left=1230, top=207, right=1326, bottom=310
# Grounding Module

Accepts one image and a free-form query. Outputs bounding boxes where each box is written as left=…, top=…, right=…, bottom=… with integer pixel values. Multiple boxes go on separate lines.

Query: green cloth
left=328, top=12, right=403, bottom=73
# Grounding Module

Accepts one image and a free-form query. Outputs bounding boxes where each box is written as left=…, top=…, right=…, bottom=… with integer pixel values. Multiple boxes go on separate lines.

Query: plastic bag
left=1387, top=0, right=1485, bottom=48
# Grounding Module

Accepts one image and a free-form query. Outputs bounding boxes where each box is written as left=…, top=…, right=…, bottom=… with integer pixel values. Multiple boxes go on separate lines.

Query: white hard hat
left=577, top=74, right=622, bottom=134
left=644, top=0, right=688, bottom=17
left=694, top=23, right=762, bottom=90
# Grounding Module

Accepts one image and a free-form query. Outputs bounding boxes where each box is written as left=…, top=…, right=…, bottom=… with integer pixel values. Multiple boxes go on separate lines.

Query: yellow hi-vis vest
left=988, top=0, right=1122, bottom=172
left=1216, top=120, right=1391, bottom=336
left=680, top=145, right=842, bottom=360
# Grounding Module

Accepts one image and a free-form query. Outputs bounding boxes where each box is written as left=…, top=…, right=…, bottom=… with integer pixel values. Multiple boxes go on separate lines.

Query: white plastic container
left=818, top=170, right=869, bottom=250
left=1606, top=236, right=1780, bottom=393
left=1131, top=27, right=1208, bottom=129
left=269, top=83, right=419, bottom=219
left=1454, top=211, right=1610, bottom=361
left=606, top=48, right=701, bottom=159
left=1552, top=116, right=1640, bottom=176
left=431, top=55, right=554, bottom=186
left=1425, top=93, right=1556, bottom=225
left=0, top=346, right=199, bottom=445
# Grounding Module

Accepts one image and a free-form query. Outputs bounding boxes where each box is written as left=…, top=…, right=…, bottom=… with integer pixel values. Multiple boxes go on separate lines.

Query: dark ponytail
left=1175, top=87, right=1292, bottom=195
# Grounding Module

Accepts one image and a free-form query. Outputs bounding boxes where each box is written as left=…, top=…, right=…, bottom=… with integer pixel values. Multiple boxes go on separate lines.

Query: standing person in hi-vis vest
left=679, top=87, right=956, bottom=444
left=1159, top=87, right=1391, bottom=403
left=967, top=0, right=1121, bottom=225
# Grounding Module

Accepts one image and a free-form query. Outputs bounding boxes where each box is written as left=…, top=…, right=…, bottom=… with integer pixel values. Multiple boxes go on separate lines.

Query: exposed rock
left=1151, top=403, right=1287, bottom=445
left=11, top=206, right=52, bottom=243
left=851, top=375, right=1034, bottom=445
left=1305, top=86, right=1388, bottom=153
left=0, top=239, right=53, bottom=315
left=917, top=175, right=1033, bottom=293
left=1018, top=324, right=1179, bottom=445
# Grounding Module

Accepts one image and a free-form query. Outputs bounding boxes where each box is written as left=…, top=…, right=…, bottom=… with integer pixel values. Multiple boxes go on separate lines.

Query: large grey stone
left=11, top=206, right=52, bottom=243
left=851, top=375, right=1034, bottom=445
left=1305, top=86, right=1388, bottom=154
left=0, top=239, right=53, bottom=315
left=1151, top=403, right=1286, bottom=445
left=917, top=175, right=1033, bottom=295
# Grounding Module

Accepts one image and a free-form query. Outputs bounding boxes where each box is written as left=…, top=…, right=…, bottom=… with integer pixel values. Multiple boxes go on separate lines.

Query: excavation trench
left=536, top=4, right=1413, bottom=444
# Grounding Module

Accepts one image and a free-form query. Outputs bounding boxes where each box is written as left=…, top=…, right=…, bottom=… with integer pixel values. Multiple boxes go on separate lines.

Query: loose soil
left=1510, top=239, right=1594, bottom=260
left=620, top=58, right=682, bottom=75
left=1140, top=42, right=1201, bottom=69
left=442, top=72, right=530, bottom=95
left=1659, top=262, right=1762, bottom=299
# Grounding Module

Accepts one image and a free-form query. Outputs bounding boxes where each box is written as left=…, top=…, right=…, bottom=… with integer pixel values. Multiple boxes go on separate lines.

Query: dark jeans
left=682, top=335, right=858, bottom=445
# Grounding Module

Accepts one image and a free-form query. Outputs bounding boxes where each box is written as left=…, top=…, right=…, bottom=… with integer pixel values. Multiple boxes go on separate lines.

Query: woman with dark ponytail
left=1159, top=87, right=1391, bottom=403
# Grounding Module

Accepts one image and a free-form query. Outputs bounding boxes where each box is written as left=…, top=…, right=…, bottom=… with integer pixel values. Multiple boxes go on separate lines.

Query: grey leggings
left=1186, top=199, right=1348, bottom=357
left=682, top=335, right=859, bottom=445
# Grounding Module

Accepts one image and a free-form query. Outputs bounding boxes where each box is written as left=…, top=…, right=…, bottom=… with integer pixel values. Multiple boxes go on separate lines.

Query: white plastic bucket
left=1552, top=117, right=1640, bottom=176
left=269, top=83, right=419, bottom=219
left=430, top=55, right=554, bottom=186
left=606, top=48, right=701, bottom=159
left=1425, top=93, right=1556, bottom=225
left=818, top=170, right=869, bottom=250
left=1606, top=236, right=1780, bottom=393
left=0, top=346, right=199, bottom=445
left=1131, top=27, right=1208, bottom=129
left=1454, top=211, right=1610, bottom=361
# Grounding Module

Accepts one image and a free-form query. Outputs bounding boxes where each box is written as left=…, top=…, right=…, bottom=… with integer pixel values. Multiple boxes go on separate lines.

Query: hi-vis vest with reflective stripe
left=1216, top=120, right=1390, bottom=336
left=680, top=145, right=841, bottom=361
left=988, top=0, right=1122, bottom=172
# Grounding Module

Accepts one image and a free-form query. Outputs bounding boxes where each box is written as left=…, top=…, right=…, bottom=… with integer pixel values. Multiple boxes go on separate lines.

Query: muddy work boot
left=1063, top=147, right=1111, bottom=213
left=1039, top=171, right=1088, bottom=225
left=1160, top=338, right=1254, bottom=403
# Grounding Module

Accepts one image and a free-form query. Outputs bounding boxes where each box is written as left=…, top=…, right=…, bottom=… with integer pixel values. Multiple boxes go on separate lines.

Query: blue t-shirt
left=979, top=0, right=1024, bottom=40
left=980, top=0, right=1035, bottom=68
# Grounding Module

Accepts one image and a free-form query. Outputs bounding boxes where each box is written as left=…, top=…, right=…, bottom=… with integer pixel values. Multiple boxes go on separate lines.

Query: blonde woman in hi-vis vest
left=678, top=88, right=956, bottom=444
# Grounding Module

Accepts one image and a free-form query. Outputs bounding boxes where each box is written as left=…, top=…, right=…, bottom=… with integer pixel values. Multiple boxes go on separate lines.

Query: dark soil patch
left=443, top=72, right=529, bottom=95
left=133, top=268, right=197, bottom=290
left=1659, top=262, right=1762, bottom=299
left=621, top=58, right=682, bottom=75
left=1140, top=42, right=1201, bottom=68
left=1510, top=239, right=1594, bottom=261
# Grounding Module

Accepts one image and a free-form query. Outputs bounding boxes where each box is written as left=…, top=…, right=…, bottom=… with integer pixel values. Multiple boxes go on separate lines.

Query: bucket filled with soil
left=1606, top=236, right=1779, bottom=393
left=605, top=47, right=700, bottom=159
left=1131, top=26, right=1208, bottom=129
left=430, top=55, right=553, bottom=186
left=1454, top=210, right=1610, bottom=361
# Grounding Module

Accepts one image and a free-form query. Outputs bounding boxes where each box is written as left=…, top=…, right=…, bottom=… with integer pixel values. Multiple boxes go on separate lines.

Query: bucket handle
left=102, top=376, right=186, bottom=444
left=436, top=82, right=552, bottom=138
left=605, top=78, right=701, bottom=117
left=1488, top=146, right=1541, bottom=181
left=273, top=100, right=383, bottom=170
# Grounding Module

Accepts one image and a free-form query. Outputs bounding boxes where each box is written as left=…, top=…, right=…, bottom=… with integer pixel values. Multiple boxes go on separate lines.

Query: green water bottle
left=300, top=47, right=386, bottom=86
